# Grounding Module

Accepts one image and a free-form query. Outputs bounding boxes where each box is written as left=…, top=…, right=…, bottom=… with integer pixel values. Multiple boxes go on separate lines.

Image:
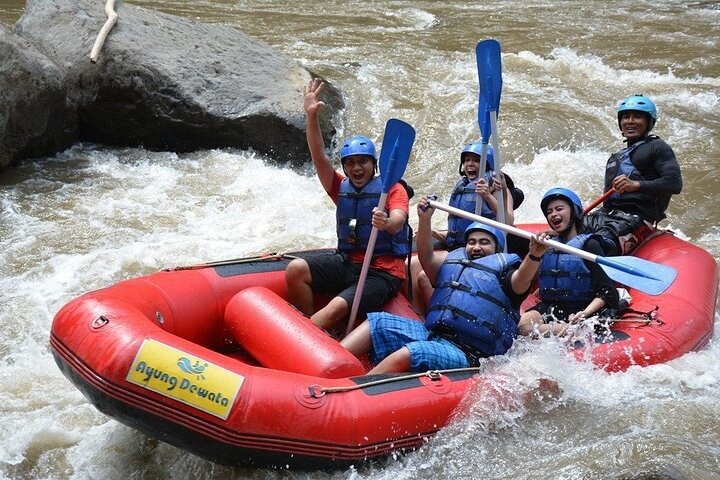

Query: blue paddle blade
left=596, top=255, right=677, bottom=296
left=478, top=96, right=492, bottom=143
left=378, top=118, right=416, bottom=192
left=476, top=39, right=503, bottom=111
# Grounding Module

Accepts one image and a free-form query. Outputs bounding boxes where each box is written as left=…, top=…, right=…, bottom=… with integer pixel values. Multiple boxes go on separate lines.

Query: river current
left=1, top=1, right=719, bottom=479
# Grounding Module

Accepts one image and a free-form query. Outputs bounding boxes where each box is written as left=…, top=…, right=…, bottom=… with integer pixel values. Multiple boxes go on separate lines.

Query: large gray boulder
left=0, top=23, right=76, bottom=171
left=13, top=0, right=343, bottom=166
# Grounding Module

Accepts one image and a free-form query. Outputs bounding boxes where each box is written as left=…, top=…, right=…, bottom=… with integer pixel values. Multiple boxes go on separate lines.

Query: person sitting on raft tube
left=517, top=188, right=619, bottom=337
left=285, top=78, right=411, bottom=333
left=585, top=94, right=682, bottom=256
left=341, top=196, right=546, bottom=373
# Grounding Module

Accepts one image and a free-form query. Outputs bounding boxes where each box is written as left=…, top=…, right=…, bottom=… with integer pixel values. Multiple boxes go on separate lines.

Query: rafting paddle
left=476, top=38, right=508, bottom=250
left=346, top=119, right=416, bottom=335
left=473, top=96, right=493, bottom=215
left=428, top=199, right=677, bottom=296
left=583, top=188, right=617, bottom=215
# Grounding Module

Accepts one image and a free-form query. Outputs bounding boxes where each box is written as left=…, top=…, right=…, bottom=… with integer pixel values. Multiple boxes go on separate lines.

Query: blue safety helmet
left=617, top=94, right=657, bottom=133
left=340, top=135, right=377, bottom=163
left=541, top=187, right=584, bottom=227
left=459, top=142, right=494, bottom=175
left=464, top=221, right=505, bottom=253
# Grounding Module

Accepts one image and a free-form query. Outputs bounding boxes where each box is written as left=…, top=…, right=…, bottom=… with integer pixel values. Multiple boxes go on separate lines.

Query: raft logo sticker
left=176, top=358, right=207, bottom=380
left=126, top=338, right=244, bottom=420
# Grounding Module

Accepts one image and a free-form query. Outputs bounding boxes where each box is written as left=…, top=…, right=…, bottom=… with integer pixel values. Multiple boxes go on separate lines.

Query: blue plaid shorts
left=368, top=312, right=469, bottom=371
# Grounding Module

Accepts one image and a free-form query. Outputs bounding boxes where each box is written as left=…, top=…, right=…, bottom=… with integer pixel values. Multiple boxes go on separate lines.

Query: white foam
left=519, top=47, right=720, bottom=89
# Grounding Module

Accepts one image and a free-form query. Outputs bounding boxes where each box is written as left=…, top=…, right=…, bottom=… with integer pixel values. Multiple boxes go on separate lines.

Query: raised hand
left=303, top=78, right=326, bottom=116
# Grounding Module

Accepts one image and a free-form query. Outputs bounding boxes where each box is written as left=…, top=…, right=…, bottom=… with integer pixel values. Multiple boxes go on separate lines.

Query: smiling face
left=620, top=111, right=650, bottom=141
left=342, top=155, right=375, bottom=187
left=461, top=152, right=482, bottom=180
left=545, top=198, right=576, bottom=236
left=464, top=230, right=497, bottom=259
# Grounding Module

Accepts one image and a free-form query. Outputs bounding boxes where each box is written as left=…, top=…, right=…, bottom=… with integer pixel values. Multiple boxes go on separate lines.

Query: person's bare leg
left=416, top=270, right=435, bottom=315
left=340, top=320, right=372, bottom=357
left=367, top=347, right=411, bottom=374
left=518, top=311, right=572, bottom=337
left=285, top=258, right=314, bottom=315
left=547, top=322, right=572, bottom=337
left=310, top=296, right=349, bottom=331
left=408, top=256, right=426, bottom=312
left=518, top=310, right=544, bottom=337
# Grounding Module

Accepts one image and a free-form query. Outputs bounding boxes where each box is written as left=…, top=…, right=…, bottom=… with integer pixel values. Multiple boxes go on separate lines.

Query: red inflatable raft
left=50, top=228, right=717, bottom=469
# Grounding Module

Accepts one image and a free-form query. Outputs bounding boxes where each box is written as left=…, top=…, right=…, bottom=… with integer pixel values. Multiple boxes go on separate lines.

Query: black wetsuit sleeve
left=638, top=139, right=682, bottom=195
left=500, top=267, right=528, bottom=309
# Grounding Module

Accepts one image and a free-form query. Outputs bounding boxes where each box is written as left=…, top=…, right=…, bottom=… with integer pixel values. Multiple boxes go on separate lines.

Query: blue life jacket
left=336, top=177, right=410, bottom=258
left=537, top=233, right=593, bottom=306
left=607, top=139, right=648, bottom=199
left=425, top=248, right=520, bottom=357
left=446, top=172, right=495, bottom=249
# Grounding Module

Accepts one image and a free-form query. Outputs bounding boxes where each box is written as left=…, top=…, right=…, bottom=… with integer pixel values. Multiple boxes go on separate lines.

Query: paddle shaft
left=429, top=199, right=675, bottom=288
left=347, top=140, right=399, bottom=333
left=489, top=111, right=507, bottom=226
left=429, top=200, right=597, bottom=263
left=474, top=143, right=490, bottom=215
left=584, top=188, right=616, bottom=215
left=346, top=193, right=388, bottom=335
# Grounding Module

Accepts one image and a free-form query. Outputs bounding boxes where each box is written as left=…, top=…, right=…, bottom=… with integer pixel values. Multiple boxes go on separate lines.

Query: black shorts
left=308, top=253, right=402, bottom=315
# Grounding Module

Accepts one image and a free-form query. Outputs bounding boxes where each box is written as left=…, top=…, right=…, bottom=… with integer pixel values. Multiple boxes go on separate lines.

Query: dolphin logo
left=177, top=357, right=208, bottom=380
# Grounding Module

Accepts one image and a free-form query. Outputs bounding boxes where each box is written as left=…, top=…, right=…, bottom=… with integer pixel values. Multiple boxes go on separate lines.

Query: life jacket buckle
left=347, top=218, right=358, bottom=245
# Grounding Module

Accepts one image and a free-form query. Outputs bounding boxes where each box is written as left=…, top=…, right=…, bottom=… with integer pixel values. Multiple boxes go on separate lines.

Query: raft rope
left=616, top=305, right=661, bottom=325
left=609, top=318, right=652, bottom=325
left=306, top=367, right=481, bottom=398
left=164, top=252, right=298, bottom=271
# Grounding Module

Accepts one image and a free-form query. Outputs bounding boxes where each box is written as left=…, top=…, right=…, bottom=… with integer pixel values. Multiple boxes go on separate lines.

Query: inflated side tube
left=224, top=286, right=365, bottom=378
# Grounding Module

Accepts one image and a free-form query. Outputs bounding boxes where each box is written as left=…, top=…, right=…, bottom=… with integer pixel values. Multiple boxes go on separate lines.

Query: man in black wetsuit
left=585, top=94, right=682, bottom=255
